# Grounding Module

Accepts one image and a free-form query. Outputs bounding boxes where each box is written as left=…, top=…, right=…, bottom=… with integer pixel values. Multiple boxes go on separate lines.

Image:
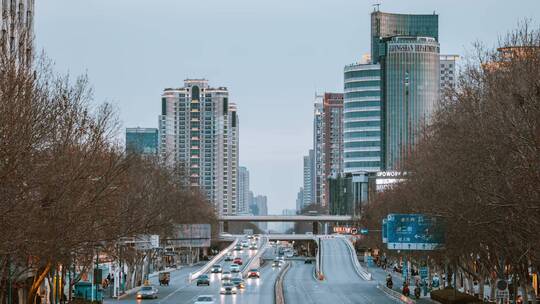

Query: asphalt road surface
left=284, top=237, right=395, bottom=304
left=108, top=237, right=282, bottom=304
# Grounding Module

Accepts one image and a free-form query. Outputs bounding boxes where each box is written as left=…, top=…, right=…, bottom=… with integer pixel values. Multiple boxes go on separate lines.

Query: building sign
left=388, top=44, right=440, bottom=54
left=333, top=226, right=358, bottom=235
left=166, top=224, right=211, bottom=248
left=385, top=214, right=444, bottom=250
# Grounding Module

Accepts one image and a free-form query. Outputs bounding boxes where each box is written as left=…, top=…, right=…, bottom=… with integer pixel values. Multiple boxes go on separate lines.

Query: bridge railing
left=242, top=237, right=268, bottom=278
left=315, top=237, right=324, bottom=280
left=341, top=236, right=372, bottom=280
left=188, top=238, right=238, bottom=282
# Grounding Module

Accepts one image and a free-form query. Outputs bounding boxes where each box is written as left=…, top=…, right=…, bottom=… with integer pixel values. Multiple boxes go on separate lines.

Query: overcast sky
left=35, top=0, right=539, bottom=214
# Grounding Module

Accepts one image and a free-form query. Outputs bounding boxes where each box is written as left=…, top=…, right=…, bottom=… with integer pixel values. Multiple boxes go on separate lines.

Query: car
left=194, top=295, right=215, bottom=304
left=136, top=285, right=158, bottom=299
left=286, top=251, right=294, bottom=258
left=230, top=264, right=240, bottom=273
left=249, top=244, right=257, bottom=250
left=196, top=274, right=210, bottom=286
left=247, top=269, right=260, bottom=278
left=272, top=260, right=280, bottom=267
left=233, top=257, right=243, bottom=265
left=234, top=245, right=242, bottom=251
left=221, top=271, right=232, bottom=280
left=305, top=232, right=313, bottom=235
left=278, top=256, right=285, bottom=262
left=241, top=242, right=249, bottom=248
left=220, top=282, right=237, bottom=295
left=304, top=258, right=313, bottom=264
left=231, top=277, right=245, bottom=289
left=224, top=254, right=233, bottom=261
left=211, top=264, right=222, bottom=273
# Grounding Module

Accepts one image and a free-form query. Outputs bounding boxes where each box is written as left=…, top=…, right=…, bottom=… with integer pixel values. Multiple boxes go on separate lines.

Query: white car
left=230, top=264, right=240, bottom=273
left=221, top=271, right=232, bottom=280
left=194, top=295, right=215, bottom=304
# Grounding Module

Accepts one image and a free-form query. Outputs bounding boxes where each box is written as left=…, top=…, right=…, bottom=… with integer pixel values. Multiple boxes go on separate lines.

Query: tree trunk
left=27, top=263, right=51, bottom=304
left=479, top=277, right=485, bottom=299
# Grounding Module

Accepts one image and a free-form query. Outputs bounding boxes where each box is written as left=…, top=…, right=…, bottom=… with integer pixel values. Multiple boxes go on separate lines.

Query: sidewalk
left=362, top=262, right=436, bottom=304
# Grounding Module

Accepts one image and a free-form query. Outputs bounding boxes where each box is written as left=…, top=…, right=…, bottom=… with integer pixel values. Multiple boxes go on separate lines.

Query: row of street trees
left=361, top=25, right=540, bottom=302
left=0, top=34, right=216, bottom=303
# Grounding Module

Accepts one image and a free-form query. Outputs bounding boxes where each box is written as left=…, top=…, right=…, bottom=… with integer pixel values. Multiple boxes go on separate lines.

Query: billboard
left=385, top=214, right=444, bottom=250
left=167, top=224, right=211, bottom=248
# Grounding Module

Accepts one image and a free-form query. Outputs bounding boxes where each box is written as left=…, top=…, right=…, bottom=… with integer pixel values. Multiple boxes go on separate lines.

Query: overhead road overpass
left=218, top=215, right=355, bottom=222
left=219, top=233, right=334, bottom=241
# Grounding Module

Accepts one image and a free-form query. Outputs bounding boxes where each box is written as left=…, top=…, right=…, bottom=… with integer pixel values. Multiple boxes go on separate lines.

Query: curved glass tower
left=343, top=63, right=382, bottom=173
left=384, top=36, right=440, bottom=169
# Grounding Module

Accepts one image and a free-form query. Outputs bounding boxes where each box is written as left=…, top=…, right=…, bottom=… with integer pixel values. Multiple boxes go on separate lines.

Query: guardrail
left=274, top=262, right=291, bottom=304
left=340, top=236, right=372, bottom=280
left=315, top=238, right=324, bottom=280
left=242, top=237, right=268, bottom=278
left=377, top=283, right=416, bottom=304
left=189, top=238, right=238, bottom=282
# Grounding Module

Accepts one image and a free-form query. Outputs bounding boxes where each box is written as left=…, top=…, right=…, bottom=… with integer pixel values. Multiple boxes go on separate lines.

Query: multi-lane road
left=284, top=237, right=393, bottom=304
left=108, top=236, right=399, bottom=304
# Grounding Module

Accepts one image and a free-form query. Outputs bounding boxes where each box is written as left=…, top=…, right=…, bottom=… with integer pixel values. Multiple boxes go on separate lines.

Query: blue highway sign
left=385, top=214, right=444, bottom=250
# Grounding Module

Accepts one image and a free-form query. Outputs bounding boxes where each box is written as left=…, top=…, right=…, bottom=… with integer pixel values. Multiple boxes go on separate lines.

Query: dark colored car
left=196, top=274, right=210, bottom=286
left=304, top=258, right=313, bottom=264
left=224, top=254, right=233, bottom=262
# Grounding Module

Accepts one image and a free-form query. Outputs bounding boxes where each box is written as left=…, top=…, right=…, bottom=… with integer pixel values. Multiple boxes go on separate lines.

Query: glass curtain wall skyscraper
left=384, top=36, right=440, bottom=169
left=159, top=79, right=238, bottom=216
left=126, top=127, right=158, bottom=155
left=370, top=11, right=440, bottom=170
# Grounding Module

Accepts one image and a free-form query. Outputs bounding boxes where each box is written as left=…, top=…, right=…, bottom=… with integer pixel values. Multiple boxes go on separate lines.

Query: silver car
left=136, top=286, right=158, bottom=299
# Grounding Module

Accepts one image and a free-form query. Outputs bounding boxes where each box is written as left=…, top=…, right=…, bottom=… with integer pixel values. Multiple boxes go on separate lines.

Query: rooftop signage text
left=388, top=44, right=440, bottom=54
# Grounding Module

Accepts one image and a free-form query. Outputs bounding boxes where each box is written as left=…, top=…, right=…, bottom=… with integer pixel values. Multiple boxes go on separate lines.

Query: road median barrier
left=189, top=238, right=238, bottom=282
left=242, top=237, right=268, bottom=278
left=274, top=261, right=291, bottom=304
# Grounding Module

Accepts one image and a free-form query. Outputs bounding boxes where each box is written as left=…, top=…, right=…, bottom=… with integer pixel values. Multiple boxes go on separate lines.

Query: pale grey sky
left=36, top=0, right=539, bottom=214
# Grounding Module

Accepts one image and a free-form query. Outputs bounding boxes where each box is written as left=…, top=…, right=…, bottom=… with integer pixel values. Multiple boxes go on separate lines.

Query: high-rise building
left=159, top=79, right=238, bottom=215
left=371, top=10, right=438, bottom=64
left=253, top=195, right=268, bottom=231
left=383, top=36, right=440, bottom=169
left=238, top=166, right=250, bottom=214
left=1, top=0, right=34, bottom=65
left=312, top=93, right=344, bottom=208
left=313, top=95, right=324, bottom=206
left=296, top=188, right=304, bottom=212
left=370, top=10, right=440, bottom=170
left=302, top=149, right=315, bottom=209
left=328, top=173, right=369, bottom=217
left=126, top=127, right=158, bottom=155
left=281, top=209, right=296, bottom=233
left=322, top=93, right=344, bottom=205
left=343, top=61, right=382, bottom=173
left=440, top=55, right=459, bottom=93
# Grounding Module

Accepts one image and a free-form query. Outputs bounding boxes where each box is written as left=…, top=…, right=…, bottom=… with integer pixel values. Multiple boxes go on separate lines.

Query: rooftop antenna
left=373, top=3, right=380, bottom=12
